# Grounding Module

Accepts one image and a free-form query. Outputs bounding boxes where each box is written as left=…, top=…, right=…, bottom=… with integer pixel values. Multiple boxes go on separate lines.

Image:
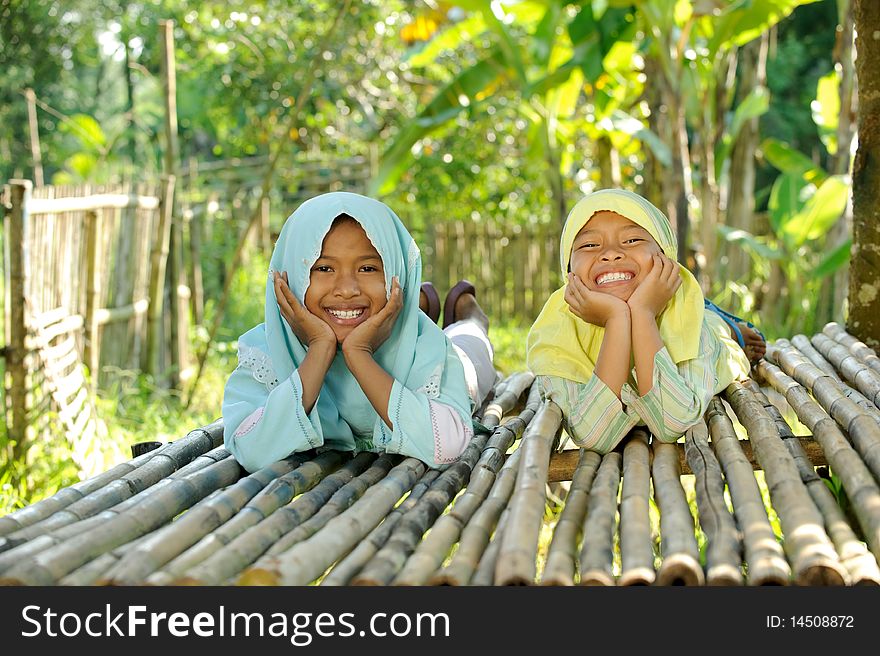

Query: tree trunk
left=848, top=0, right=880, bottom=348
left=725, top=35, right=769, bottom=286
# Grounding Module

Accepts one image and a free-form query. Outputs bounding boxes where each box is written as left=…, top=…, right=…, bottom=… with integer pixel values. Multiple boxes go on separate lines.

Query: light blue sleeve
left=374, top=341, right=474, bottom=469
left=222, top=365, right=324, bottom=473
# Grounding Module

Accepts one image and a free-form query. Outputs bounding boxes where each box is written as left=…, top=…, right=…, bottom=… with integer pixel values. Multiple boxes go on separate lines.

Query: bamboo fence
left=4, top=325, right=880, bottom=586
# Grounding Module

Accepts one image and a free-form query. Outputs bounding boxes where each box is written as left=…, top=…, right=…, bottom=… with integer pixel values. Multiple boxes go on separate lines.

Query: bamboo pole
left=618, top=430, right=656, bottom=586
left=786, top=336, right=880, bottom=423
left=754, top=362, right=880, bottom=565
left=167, top=452, right=375, bottom=586
left=0, top=420, right=224, bottom=551
left=494, top=400, right=562, bottom=585
left=725, top=381, right=847, bottom=585
left=0, top=448, right=234, bottom=574
left=262, top=454, right=398, bottom=558
left=353, top=424, right=496, bottom=585
left=431, top=449, right=522, bottom=586
left=744, top=378, right=880, bottom=585
left=393, top=388, right=541, bottom=585
left=0, top=455, right=242, bottom=585
left=24, top=88, right=43, bottom=186
left=321, top=469, right=441, bottom=586
left=683, top=419, right=743, bottom=585
left=705, top=397, right=790, bottom=585
left=0, top=448, right=160, bottom=537
left=6, top=180, right=31, bottom=468
left=59, top=533, right=151, bottom=586
left=653, top=440, right=704, bottom=586
left=766, top=341, right=880, bottom=481
left=540, top=449, right=602, bottom=586
left=237, top=457, right=425, bottom=586
left=578, top=451, right=621, bottom=586
left=824, top=321, right=880, bottom=376
left=470, top=506, right=510, bottom=586
left=145, top=173, right=175, bottom=377
left=98, top=455, right=308, bottom=584
left=146, top=450, right=343, bottom=583
left=811, top=333, right=880, bottom=407
left=83, top=209, right=100, bottom=389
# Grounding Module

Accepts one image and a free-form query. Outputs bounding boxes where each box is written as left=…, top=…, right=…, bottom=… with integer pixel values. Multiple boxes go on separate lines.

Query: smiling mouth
left=325, top=307, right=367, bottom=324
left=595, top=271, right=634, bottom=286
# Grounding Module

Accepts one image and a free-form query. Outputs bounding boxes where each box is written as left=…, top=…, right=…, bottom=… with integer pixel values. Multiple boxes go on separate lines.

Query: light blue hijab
left=235, top=191, right=471, bottom=448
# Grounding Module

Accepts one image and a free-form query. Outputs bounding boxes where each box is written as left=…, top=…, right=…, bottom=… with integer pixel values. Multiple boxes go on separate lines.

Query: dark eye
left=313, top=265, right=333, bottom=273
left=578, top=242, right=598, bottom=249
left=624, top=238, right=644, bottom=245
left=360, top=265, right=380, bottom=273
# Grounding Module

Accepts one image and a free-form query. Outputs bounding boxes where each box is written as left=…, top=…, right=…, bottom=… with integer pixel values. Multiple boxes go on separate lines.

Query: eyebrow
left=577, top=224, right=649, bottom=237
left=314, top=254, right=382, bottom=262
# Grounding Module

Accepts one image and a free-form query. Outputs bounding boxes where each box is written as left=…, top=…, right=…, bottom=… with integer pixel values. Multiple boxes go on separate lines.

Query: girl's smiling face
left=568, top=210, right=663, bottom=302
left=304, top=215, right=388, bottom=343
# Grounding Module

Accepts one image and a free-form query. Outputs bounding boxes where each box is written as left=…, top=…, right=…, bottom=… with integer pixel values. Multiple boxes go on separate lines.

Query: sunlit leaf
left=781, top=174, right=850, bottom=245
left=717, top=224, right=782, bottom=260
left=813, top=70, right=840, bottom=155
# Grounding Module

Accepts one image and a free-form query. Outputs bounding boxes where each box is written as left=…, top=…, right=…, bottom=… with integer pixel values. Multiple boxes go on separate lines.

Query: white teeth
left=328, top=309, right=364, bottom=320
left=596, top=272, right=633, bottom=285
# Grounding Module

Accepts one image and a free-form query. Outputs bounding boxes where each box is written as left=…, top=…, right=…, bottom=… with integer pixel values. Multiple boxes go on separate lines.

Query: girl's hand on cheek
left=342, top=276, right=403, bottom=357
left=626, top=254, right=681, bottom=317
left=274, top=271, right=337, bottom=348
left=565, top=273, right=630, bottom=327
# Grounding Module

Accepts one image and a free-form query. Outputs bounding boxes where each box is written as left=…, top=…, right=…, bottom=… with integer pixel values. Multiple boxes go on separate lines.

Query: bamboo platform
left=2, top=322, right=880, bottom=586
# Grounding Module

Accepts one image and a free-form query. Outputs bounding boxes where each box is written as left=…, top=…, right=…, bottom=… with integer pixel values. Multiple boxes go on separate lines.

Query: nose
left=599, top=245, right=623, bottom=261
left=334, top=271, right=360, bottom=298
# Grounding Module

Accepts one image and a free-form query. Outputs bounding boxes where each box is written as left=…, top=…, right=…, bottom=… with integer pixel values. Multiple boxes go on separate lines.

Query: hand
left=626, top=253, right=682, bottom=318
left=342, top=276, right=404, bottom=356
left=564, top=273, right=630, bottom=327
left=274, top=271, right=336, bottom=348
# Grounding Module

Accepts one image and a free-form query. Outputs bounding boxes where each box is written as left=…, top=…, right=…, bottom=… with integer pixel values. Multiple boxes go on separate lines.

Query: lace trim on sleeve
left=416, top=363, right=443, bottom=399
left=237, top=343, right=280, bottom=391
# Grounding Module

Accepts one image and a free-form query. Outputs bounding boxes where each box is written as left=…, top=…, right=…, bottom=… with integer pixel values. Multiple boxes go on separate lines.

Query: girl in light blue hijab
left=222, top=192, right=494, bottom=472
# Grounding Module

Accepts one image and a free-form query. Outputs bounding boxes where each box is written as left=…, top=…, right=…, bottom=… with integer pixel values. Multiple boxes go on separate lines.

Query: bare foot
left=733, top=323, right=766, bottom=364
left=454, top=292, right=489, bottom=334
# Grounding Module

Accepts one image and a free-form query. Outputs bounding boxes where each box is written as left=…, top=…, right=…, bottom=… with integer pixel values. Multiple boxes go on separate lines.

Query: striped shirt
left=538, top=313, right=741, bottom=453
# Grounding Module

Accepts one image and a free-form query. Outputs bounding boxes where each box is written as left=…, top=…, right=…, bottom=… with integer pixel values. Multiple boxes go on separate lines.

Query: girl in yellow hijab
left=526, top=188, right=756, bottom=453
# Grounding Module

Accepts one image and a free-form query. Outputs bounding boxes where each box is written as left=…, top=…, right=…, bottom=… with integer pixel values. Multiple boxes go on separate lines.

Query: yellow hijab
left=526, top=189, right=705, bottom=383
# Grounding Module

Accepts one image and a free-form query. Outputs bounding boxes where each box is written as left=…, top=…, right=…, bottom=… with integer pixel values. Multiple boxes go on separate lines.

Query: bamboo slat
left=154, top=453, right=372, bottom=585
left=320, top=469, right=442, bottom=586
left=392, top=385, right=542, bottom=585
left=540, top=449, right=602, bottom=586
left=618, top=430, right=656, bottom=586
left=262, top=455, right=399, bottom=558
left=494, top=400, right=563, bottom=585
left=578, top=451, right=621, bottom=586
left=823, top=322, right=880, bottom=376
left=0, top=421, right=224, bottom=551
left=744, top=379, right=880, bottom=585
left=237, top=457, right=425, bottom=586
left=725, top=382, right=847, bottom=585
left=653, top=440, right=704, bottom=586
left=781, top=337, right=880, bottom=425
left=98, top=455, right=308, bottom=584
left=431, top=449, right=522, bottom=586
left=352, top=425, right=496, bottom=585
left=766, top=341, right=880, bottom=480
left=0, top=455, right=242, bottom=585
left=684, top=419, right=744, bottom=585
left=811, top=333, right=880, bottom=407
left=754, top=362, right=880, bottom=565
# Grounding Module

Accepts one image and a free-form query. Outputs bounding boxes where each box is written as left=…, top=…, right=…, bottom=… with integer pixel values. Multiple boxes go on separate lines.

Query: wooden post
left=186, top=158, right=205, bottom=326
left=156, top=18, right=188, bottom=386
left=146, top=175, right=175, bottom=378
left=6, top=180, right=32, bottom=464
left=24, top=90, right=43, bottom=187
left=83, top=209, right=100, bottom=390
